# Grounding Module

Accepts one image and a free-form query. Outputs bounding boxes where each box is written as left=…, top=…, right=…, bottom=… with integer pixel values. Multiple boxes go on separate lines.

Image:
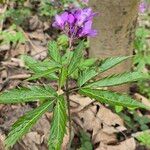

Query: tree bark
left=89, top=0, right=139, bottom=92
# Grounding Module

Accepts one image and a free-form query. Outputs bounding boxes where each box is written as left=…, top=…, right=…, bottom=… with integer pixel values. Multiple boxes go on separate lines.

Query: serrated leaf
left=62, top=51, right=73, bottom=65
left=23, top=55, right=60, bottom=72
left=86, top=72, right=147, bottom=88
left=22, top=55, right=59, bottom=80
left=5, top=100, right=55, bottom=148
left=59, top=66, right=68, bottom=88
left=99, top=56, right=131, bottom=73
left=48, top=41, right=61, bottom=63
left=0, top=86, right=56, bottom=104
left=78, top=69, right=97, bottom=87
left=68, top=41, right=84, bottom=75
left=79, top=88, right=148, bottom=109
left=49, top=96, right=67, bottom=150
left=27, top=67, right=58, bottom=81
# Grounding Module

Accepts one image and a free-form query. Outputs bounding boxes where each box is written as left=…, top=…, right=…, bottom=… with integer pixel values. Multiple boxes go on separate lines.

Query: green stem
left=66, top=77, right=72, bottom=144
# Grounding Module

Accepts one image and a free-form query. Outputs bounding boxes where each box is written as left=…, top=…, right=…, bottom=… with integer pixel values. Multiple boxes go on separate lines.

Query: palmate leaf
left=78, top=56, right=131, bottom=87
left=23, top=55, right=59, bottom=80
left=49, top=96, right=67, bottom=150
left=86, top=72, right=147, bottom=88
left=23, top=55, right=60, bottom=72
left=5, top=100, right=54, bottom=148
left=68, top=41, right=84, bottom=75
left=99, top=56, right=131, bottom=73
left=0, top=86, right=56, bottom=104
left=27, top=67, right=58, bottom=81
left=48, top=41, right=61, bottom=63
left=79, top=88, right=148, bottom=109
left=22, top=55, right=61, bottom=73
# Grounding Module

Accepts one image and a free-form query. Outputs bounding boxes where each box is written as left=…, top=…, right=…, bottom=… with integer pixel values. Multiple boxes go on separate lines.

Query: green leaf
left=115, top=105, right=123, bottom=113
left=49, top=96, right=67, bottom=150
left=86, top=72, right=147, bottom=88
left=78, top=69, right=97, bottom=87
left=79, top=88, right=148, bottom=109
left=0, top=86, right=56, bottom=104
left=5, top=100, right=54, bottom=148
left=135, top=131, right=150, bottom=148
left=57, top=34, right=69, bottom=46
left=27, top=67, right=58, bottom=81
left=48, top=41, right=61, bottom=63
left=23, top=55, right=60, bottom=72
left=59, top=66, right=68, bottom=88
left=79, top=58, right=97, bottom=70
left=22, top=55, right=59, bottom=80
left=62, top=51, right=73, bottom=65
left=99, top=56, right=131, bottom=73
left=22, top=55, right=39, bottom=71
left=68, top=41, right=84, bottom=75
left=79, top=130, right=93, bottom=150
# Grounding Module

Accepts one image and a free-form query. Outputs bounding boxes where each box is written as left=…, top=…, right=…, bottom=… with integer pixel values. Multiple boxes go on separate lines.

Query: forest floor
left=0, top=2, right=150, bottom=150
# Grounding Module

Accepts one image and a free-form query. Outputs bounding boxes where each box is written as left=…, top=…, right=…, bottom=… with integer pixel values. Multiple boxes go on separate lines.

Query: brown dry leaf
left=96, top=138, right=136, bottom=150
left=23, top=132, right=42, bottom=145
left=93, top=130, right=117, bottom=145
left=28, top=31, right=46, bottom=41
left=0, top=44, right=10, bottom=52
left=0, top=134, right=5, bottom=150
left=71, top=94, right=126, bottom=147
left=70, top=94, right=93, bottom=112
left=30, top=40, right=47, bottom=60
left=11, top=58, right=24, bottom=67
left=29, top=16, right=43, bottom=31
left=32, top=115, right=50, bottom=142
left=0, top=105, right=31, bottom=131
left=11, top=44, right=28, bottom=58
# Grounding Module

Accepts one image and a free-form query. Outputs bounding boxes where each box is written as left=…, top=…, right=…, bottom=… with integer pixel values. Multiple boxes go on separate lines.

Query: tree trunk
left=89, top=0, right=139, bottom=92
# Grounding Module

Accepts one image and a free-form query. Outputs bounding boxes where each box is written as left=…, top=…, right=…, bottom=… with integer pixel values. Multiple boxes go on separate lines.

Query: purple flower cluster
left=52, top=8, right=97, bottom=39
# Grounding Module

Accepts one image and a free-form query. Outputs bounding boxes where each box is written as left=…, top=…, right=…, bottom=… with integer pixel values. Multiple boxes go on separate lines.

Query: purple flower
left=139, top=2, right=147, bottom=13
left=52, top=8, right=97, bottom=39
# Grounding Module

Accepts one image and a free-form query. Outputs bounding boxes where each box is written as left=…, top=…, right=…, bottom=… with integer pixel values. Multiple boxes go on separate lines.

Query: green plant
left=134, top=27, right=150, bottom=99
left=134, top=27, right=150, bottom=71
left=0, top=40, right=149, bottom=149
left=0, top=1, right=31, bottom=26
left=0, top=6, right=150, bottom=150
left=0, top=24, right=25, bottom=46
left=120, top=111, right=150, bottom=131
left=136, top=131, right=150, bottom=148
left=79, top=130, right=93, bottom=150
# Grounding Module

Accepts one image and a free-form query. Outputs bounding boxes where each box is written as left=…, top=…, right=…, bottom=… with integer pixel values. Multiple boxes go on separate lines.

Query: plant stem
left=66, top=77, right=72, bottom=144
